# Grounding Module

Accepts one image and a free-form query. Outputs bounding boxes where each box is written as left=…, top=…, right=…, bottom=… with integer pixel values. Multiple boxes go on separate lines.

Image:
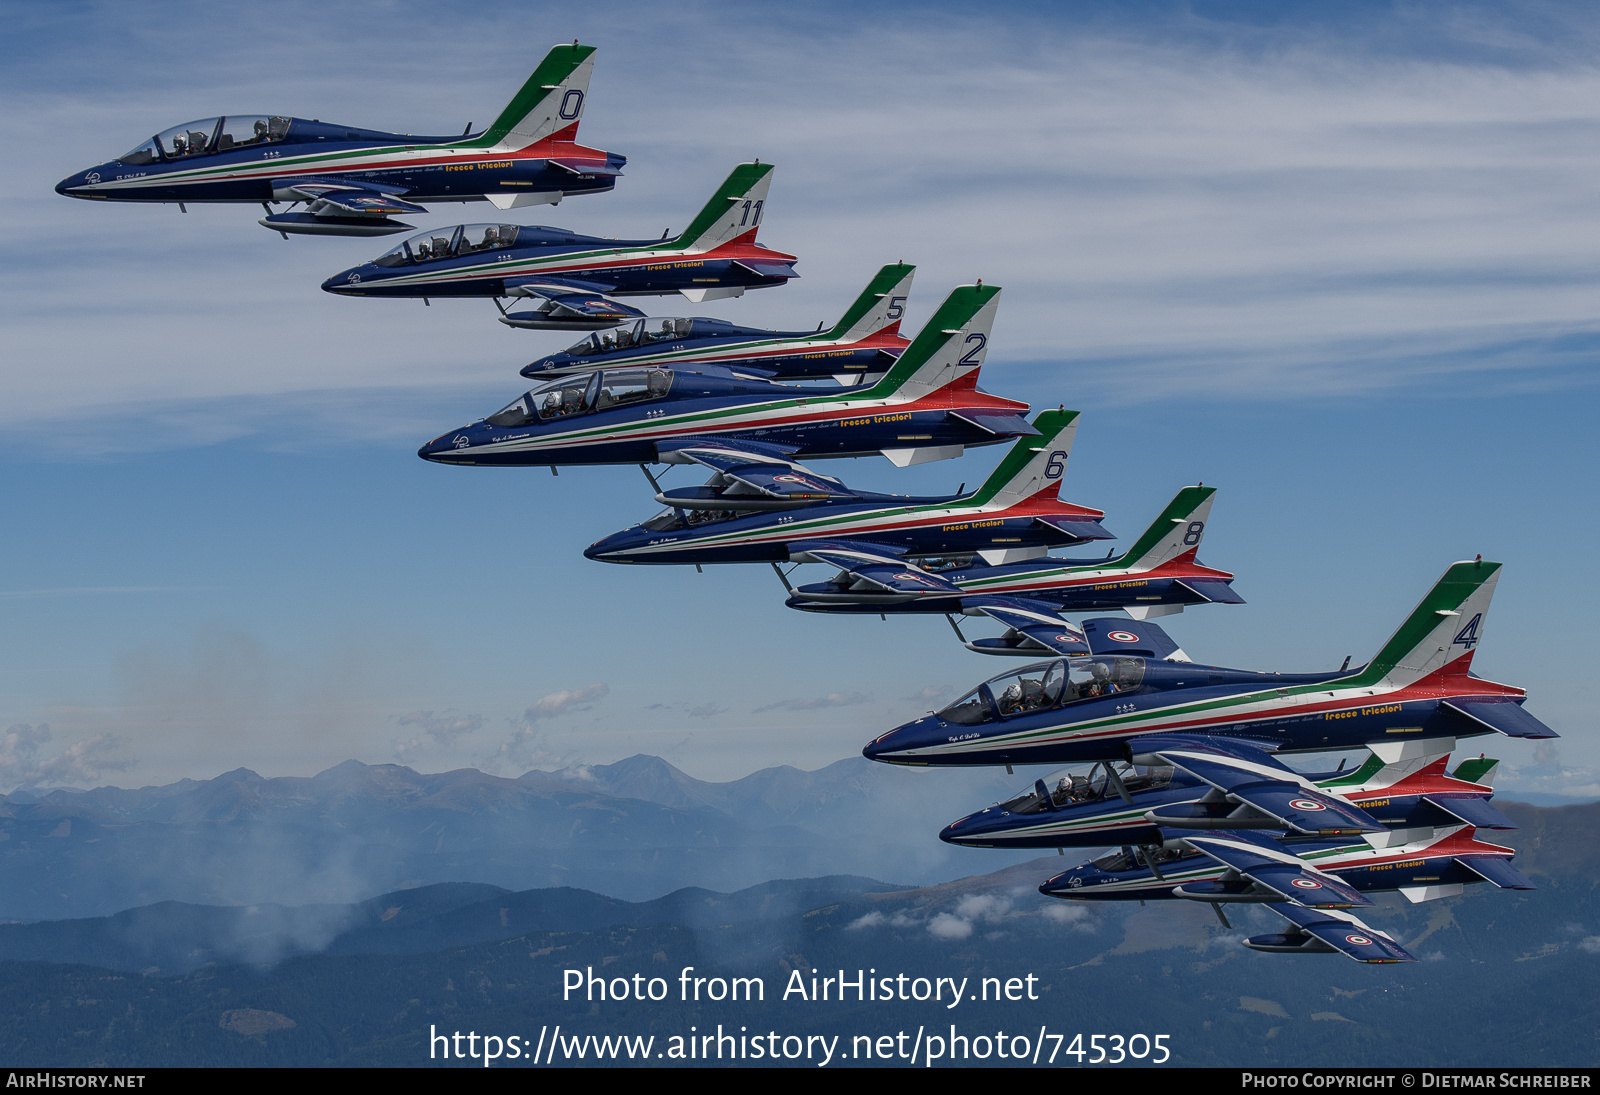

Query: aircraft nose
left=418, top=433, right=463, bottom=462
left=1038, top=870, right=1084, bottom=898
left=861, top=718, right=937, bottom=763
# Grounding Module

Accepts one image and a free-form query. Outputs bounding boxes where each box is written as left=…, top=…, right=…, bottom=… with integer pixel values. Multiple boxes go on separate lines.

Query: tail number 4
left=1453, top=612, right=1483, bottom=648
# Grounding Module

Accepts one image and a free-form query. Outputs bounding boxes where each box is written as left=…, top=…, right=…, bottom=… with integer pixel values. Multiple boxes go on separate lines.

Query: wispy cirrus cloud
left=754, top=691, right=872, bottom=714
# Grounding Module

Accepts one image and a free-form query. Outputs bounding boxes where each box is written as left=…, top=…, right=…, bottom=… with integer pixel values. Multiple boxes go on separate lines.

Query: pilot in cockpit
left=1085, top=663, right=1118, bottom=698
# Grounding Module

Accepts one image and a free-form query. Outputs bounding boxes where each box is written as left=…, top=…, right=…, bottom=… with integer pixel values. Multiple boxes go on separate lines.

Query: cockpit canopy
left=485, top=367, right=675, bottom=428
left=375, top=224, right=522, bottom=267
left=120, top=116, right=291, bottom=165
left=938, top=656, right=1147, bottom=727
left=997, top=762, right=1176, bottom=815
left=564, top=317, right=695, bottom=357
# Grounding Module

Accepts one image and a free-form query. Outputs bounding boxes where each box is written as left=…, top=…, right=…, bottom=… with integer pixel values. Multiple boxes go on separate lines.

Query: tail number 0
left=886, top=295, right=906, bottom=320
left=1182, top=521, right=1204, bottom=545
left=1044, top=450, right=1068, bottom=479
left=559, top=89, right=585, bottom=120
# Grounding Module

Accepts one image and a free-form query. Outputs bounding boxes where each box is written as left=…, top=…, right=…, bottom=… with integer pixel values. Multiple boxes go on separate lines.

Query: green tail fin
left=1104, top=486, right=1216, bottom=571
left=824, top=264, right=915, bottom=340
left=471, top=44, right=596, bottom=150
left=859, top=284, right=1001, bottom=400
left=969, top=409, right=1081, bottom=505
left=667, top=163, right=775, bottom=252
left=1351, top=560, right=1502, bottom=687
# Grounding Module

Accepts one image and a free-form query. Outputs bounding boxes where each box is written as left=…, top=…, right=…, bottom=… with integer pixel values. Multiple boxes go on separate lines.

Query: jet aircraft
left=862, top=559, right=1556, bottom=772
left=517, top=263, right=915, bottom=379
left=417, top=283, right=1034, bottom=469
left=324, top=163, right=797, bottom=328
left=783, top=486, right=1241, bottom=654
left=939, top=737, right=1511, bottom=851
left=1038, top=817, right=1533, bottom=964
left=56, top=44, right=624, bottom=237
left=583, top=409, right=1112, bottom=565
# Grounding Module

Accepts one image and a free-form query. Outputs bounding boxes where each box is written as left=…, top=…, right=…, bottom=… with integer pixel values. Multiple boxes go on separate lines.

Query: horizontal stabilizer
left=546, top=159, right=624, bottom=177
left=1175, top=577, right=1246, bottom=604
left=732, top=260, right=800, bottom=280
left=950, top=411, right=1040, bottom=437
left=1457, top=855, right=1534, bottom=890
left=1255, top=905, right=1417, bottom=963
left=1441, top=699, right=1557, bottom=740
left=1081, top=618, right=1185, bottom=661
left=1423, top=794, right=1516, bottom=830
left=1034, top=516, right=1115, bottom=542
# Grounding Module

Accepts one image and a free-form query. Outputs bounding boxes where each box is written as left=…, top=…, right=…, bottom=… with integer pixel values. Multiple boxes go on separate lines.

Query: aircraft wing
left=282, top=179, right=428, bottom=216
left=784, top=540, right=960, bottom=596
left=1251, top=904, right=1417, bottom=964
left=1130, top=734, right=1385, bottom=835
left=788, top=539, right=906, bottom=567
left=958, top=596, right=1090, bottom=656
left=652, top=442, right=856, bottom=502
left=500, top=277, right=645, bottom=323
left=1080, top=617, right=1188, bottom=661
left=1181, top=831, right=1373, bottom=907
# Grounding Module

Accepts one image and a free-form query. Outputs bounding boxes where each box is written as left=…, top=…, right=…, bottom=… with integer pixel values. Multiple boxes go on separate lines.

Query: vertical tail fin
left=474, top=44, right=597, bottom=152
left=1106, top=487, right=1217, bottom=572
left=970, top=409, right=1081, bottom=507
left=668, top=163, right=775, bottom=253
left=825, top=264, right=916, bottom=341
left=1351, top=560, right=1502, bottom=689
left=859, top=284, right=1001, bottom=402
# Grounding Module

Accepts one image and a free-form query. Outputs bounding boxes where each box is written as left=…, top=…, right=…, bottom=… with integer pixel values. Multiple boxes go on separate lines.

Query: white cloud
left=520, top=684, right=610, bottom=724
left=0, top=724, right=131, bottom=792
left=753, top=691, right=872, bottom=714
left=1042, top=903, right=1094, bottom=930
left=927, top=913, right=974, bottom=940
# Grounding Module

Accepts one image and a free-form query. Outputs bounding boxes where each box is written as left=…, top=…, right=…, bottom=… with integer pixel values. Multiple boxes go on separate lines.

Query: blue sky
left=1, top=0, right=1596, bottom=799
